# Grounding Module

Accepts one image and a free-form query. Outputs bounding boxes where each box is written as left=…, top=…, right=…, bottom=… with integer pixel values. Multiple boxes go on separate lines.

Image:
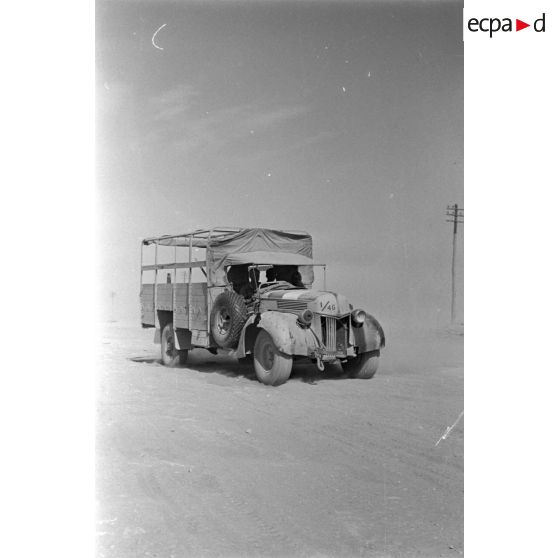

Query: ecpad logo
left=468, top=13, right=546, bottom=37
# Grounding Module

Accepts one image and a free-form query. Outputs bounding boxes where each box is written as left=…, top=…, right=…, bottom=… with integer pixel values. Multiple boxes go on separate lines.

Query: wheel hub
left=164, top=335, right=174, bottom=356
left=217, top=310, right=231, bottom=334
left=262, top=343, right=275, bottom=370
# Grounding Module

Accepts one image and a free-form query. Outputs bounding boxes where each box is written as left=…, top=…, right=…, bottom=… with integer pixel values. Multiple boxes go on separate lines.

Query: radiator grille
left=321, top=316, right=349, bottom=355
left=323, top=317, right=337, bottom=352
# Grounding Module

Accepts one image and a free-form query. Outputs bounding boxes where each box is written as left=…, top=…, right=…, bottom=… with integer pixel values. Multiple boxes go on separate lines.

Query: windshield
left=249, top=263, right=327, bottom=292
left=225, top=263, right=327, bottom=299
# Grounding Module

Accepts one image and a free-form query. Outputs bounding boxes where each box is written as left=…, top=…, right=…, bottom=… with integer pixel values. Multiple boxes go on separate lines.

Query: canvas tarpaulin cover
left=206, top=228, right=314, bottom=286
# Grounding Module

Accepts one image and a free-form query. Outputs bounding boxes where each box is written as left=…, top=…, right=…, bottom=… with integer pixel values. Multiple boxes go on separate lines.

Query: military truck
left=140, top=227, right=385, bottom=386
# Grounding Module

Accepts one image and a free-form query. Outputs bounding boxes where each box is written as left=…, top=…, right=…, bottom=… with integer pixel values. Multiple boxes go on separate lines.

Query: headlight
left=351, top=309, right=366, bottom=327
left=298, top=309, right=314, bottom=326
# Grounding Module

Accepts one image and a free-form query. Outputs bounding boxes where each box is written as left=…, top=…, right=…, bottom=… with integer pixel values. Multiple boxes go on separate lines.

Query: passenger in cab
left=274, top=265, right=306, bottom=288
left=265, top=267, right=277, bottom=283
left=290, top=270, right=305, bottom=288
left=226, top=265, right=254, bottom=299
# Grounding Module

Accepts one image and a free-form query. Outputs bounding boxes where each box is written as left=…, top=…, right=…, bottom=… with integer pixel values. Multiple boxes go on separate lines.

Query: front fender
left=352, top=313, right=385, bottom=353
left=236, top=312, right=319, bottom=357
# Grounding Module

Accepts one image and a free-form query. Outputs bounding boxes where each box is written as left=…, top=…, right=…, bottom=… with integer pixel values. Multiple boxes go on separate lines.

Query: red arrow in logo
left=516, top=19, right=530, bottom=31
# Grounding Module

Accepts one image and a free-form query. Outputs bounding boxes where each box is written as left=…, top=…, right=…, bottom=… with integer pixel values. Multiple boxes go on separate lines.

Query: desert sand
left=96, top=322, right=463, bottom=557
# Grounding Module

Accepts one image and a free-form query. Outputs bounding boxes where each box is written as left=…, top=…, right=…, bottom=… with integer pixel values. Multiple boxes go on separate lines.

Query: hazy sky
left=96, top=0, right=463, bottom=328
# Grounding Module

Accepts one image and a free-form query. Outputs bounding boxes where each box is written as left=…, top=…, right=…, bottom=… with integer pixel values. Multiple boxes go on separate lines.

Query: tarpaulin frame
left=141, top=227, right=315, bottom=287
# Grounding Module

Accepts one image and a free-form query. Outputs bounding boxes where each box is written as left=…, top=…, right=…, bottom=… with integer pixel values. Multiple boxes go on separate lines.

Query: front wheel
left=161, top=323, right=188, bottom=367
left=342, top=351, right=379, bottom=379
left=253, top=330, right=292, bottom=386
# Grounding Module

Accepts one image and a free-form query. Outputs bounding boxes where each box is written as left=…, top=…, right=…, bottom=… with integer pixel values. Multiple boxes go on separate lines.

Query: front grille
left=321, top=316, right=349, bottom=354
left=277, top=300, right=307, bottom=312
left=323, top=317, right=337, bottom=352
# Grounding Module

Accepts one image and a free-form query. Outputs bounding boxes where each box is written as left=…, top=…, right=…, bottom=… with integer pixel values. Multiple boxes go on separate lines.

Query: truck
left=140, top=227, right=385, bottom=386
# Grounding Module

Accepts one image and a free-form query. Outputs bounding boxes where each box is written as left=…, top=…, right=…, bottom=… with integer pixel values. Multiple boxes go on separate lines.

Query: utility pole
left=446, top=204, right=463, bottom=324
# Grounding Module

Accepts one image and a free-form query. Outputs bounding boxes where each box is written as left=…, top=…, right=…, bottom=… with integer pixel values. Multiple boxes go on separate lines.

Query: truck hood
left=260, top=288, right=351, bottom=317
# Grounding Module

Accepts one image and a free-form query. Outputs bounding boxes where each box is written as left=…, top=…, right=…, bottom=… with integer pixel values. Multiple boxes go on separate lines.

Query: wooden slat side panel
left=141, top=282, right=210, bottom=328
left=141, top=310, right=155, bottom=326
left=141, top=284, right=156, bottom=325
left=185, top=283, right=208, bottom=329
left=190, top=283, right=207, bottom=297
left=190, top=294, right=208, bottom=329
left=156, top=284, right=175, bottom=311
left=155, top=285, right=173, bottom=304
left=174, top=313, right=188, bottom=329
left=175, top=282, right=189, bottom=329
left=191, top=329, right=209, bottom=347
left=175, top=284, right=188, bottom=305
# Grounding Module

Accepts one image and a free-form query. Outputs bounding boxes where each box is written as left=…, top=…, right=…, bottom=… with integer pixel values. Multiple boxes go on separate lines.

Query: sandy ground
left=96, top=322, right=463, bottom=558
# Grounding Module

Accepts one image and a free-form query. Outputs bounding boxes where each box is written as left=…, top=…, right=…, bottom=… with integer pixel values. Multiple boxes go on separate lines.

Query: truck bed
left=140, top=283, right=208, bottom=330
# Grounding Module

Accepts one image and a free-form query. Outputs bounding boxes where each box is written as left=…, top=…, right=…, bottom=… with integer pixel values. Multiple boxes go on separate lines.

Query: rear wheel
left=161, top=323, right=188, bottom=367
left=253, top=330, right=292, bottom=386
left=342, top=351, right=379, bottom=379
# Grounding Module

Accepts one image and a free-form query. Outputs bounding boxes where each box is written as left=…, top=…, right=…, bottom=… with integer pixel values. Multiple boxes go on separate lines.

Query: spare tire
left=210, top=291, right=249, bottom=349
